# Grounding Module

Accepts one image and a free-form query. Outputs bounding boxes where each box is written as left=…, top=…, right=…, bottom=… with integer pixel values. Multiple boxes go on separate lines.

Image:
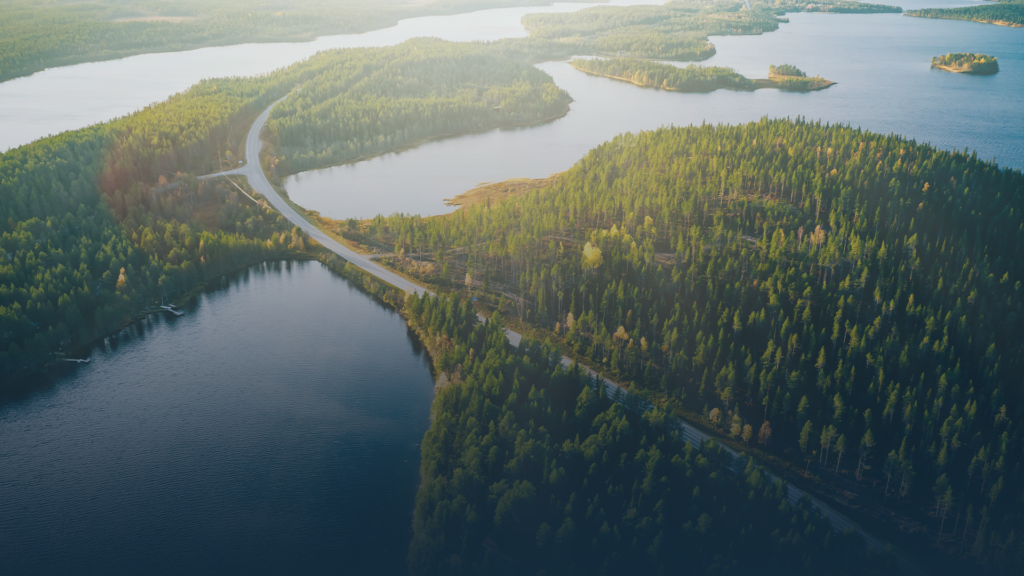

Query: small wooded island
left=570, top=58, right=835, bottom=92
left=932, top=52, right=1000, bottom=75
left=766, top=64, right=835, bottom=90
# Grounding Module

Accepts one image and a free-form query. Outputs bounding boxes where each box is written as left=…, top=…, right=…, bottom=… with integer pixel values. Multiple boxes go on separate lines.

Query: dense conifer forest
left=907, top=3, right=1024, bottom=27
left=0, top=106, right=301, bottom=380
left=265, top=40, right=574, bottom=174
left=569, top=58, right=833, bottom=92
left=406, top=292, right=896, bottom=574
left=370, top=119, right=1024, bottom=571
left=571, top=57, right=755, bottom=91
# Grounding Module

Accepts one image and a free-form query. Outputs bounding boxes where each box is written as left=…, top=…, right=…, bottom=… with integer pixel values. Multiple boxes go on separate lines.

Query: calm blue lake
left=0, top=262, right=435, bottom=574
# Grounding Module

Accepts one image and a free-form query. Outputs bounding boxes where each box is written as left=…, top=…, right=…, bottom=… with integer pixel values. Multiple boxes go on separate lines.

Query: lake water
left=0, top=0, right=662, bottom=153
left=0, top=262, right=435, bottom=575
left=283, top=0, right=1023, bottom=219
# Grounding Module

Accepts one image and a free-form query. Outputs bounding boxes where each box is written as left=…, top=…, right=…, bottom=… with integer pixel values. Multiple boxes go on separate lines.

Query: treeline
left=767, top=0, right=902, bottom=14
left=907, top=4, right=1024, bottom=27
left=407, top=292, right=896, bottom=574
left=770, top=64, right=806, bottom=77
left=570, top=58, right=832, bottom=93
left=265, top=39, right=574, bottom=175
left=0, top=0, right=592, bottom=83
left=372, top=119, right=1024, bottom=571
left=768, top=64, right=833, bottom=90
left=571, top=57, right=754, bottom=92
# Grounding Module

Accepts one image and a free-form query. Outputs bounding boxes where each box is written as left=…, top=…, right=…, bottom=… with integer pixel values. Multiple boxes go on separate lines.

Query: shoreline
left=907, top=14, right=1024, bottom=28
left=932, top=63, right=999, bottom=75
left=273, top=108, right=572, bottom=180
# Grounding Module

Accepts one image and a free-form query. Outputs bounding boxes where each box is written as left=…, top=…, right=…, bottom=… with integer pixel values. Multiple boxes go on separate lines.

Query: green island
left=907, top=2, right=1024, bottom=28
left=569, top=57, right=835, bottom=92
left=932, top=53, right=1001, bottom=75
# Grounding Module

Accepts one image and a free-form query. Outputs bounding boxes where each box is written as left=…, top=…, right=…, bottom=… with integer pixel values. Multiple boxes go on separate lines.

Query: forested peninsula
left=907, top=2, right=1024, bottom=28
left=932, top=53, right=1000, bottom=75
left=569, top=58, right=834, bottom=92
left=0, top=38, right=570, bottom=382
left=265, top=41, right=573, bottom=175
left=570, top=58, right=756, bottom=92
left=405, top=293, right=897, bottom=574
left=370, top=119, right=1024, bottom=573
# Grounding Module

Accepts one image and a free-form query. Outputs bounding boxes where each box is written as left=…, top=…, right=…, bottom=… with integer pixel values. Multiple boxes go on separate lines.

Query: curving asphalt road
left=203, top=96, right=924, bottom=575
left=201, top=92, right=429, bottom=296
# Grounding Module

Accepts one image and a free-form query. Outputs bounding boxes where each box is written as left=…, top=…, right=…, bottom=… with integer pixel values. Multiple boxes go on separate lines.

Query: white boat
left=160, top=304, right=184, bottom=317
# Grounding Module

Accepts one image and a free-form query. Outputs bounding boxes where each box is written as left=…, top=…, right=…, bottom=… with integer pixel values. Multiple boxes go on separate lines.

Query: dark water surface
left=0, top=262, right=434, bottom=575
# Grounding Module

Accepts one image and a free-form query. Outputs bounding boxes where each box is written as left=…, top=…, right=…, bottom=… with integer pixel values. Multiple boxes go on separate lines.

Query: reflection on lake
left=0, top=262, right=435, bottom=575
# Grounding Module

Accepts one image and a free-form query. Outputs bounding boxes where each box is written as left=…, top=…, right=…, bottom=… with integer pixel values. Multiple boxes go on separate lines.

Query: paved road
left=201, top=93, right=428, bottom=296
left=204, top=97, right=924, bottom=575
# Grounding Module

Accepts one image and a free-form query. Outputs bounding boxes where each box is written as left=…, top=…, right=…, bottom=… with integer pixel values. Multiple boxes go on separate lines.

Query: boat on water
left=160, top=304, right=184, bottom=317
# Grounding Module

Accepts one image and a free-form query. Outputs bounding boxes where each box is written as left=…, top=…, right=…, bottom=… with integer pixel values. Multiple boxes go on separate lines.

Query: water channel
left=283, top=0, right=1023, bottom=219
left=1, top=0, right=1021, bottom=573
left=0, top=0, right=662, bottom=153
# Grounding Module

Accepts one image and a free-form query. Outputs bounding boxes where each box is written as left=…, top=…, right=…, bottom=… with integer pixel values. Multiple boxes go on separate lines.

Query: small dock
left=160, top=305, right=184, bottom=317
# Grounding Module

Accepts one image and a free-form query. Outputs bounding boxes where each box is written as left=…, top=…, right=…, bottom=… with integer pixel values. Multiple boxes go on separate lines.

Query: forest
left=770, top=64, right=806, bottom=77
left=0, top=106, right=303, bottom=380
left=406, top=292, right=897, bottom=574
left=521, top=0, right=901, bottom=62
left=766, top=0, right=902, bottom=14
left=570, top=57, right=755, bottom=92
left=265, top=39, right=574, bottom=175
left=366, top=119, right=1024, bottom=572
left=522, top=0, right=769, bottom=61
left=907, top=3, right=1024, bottom=27
left=931, top=53, right=1000, bottom=75
left=0, top=0, right=594, bottom=83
